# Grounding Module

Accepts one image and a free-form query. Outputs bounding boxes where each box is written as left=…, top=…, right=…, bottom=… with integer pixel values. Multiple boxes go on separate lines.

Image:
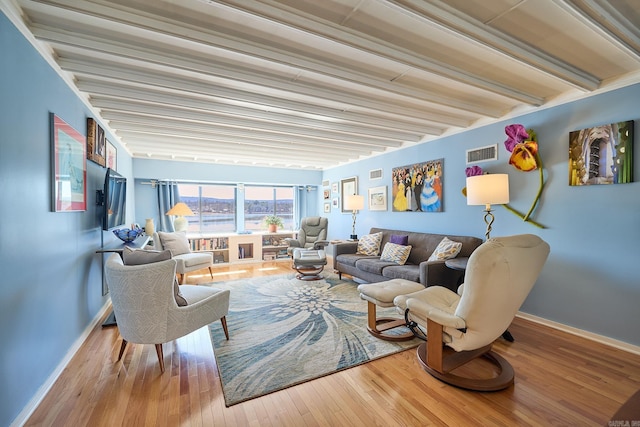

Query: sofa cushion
left=157, top=231, right=191, bottom=256
left=389, top=234, right=409, bottom=245
left=335, top=253, right=378, bottom=267
left=381, top=264, right=421, bottom=282
left=380, top=242, right=412, bottom=265
left=427, top=237, right=463, bottom=261
left=357, top=232, right=383, bottom=256
left=122, top=247, right=188, bottom=307
left=355, top=258, right=396, bottom=276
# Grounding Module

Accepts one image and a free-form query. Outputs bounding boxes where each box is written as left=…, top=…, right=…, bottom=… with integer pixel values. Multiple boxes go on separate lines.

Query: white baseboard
left=516, top=312, right=640, bottom=356
left=10, top=302, right=112, bottom=427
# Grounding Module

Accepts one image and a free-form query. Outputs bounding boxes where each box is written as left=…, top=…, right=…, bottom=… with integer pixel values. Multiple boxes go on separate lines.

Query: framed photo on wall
left=87, top=118, right=106, bottom=167
left=106, top=140, right=117, bottom=171
left=51, top=113, right=86, bottom=212
left=569, top=120, right=634, bottom=185
left=368, top=186, right=387, bottom=211
left=340, top=176, right=358, bottom=213
left=324, top=202, right=331, bottom=213
left=391, top=158, right=443, bottom=212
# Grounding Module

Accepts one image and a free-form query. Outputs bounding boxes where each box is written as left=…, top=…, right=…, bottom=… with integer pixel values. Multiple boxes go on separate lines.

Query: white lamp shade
left=466, top=174, right=510, bottom=206
left=344, top=194, right=364, bottom=210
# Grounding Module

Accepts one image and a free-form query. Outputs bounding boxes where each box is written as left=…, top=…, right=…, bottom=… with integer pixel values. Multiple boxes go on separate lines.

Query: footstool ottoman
left=293, top=249, right=327, bottom=281
left=357, top=279, right=424, bottom=341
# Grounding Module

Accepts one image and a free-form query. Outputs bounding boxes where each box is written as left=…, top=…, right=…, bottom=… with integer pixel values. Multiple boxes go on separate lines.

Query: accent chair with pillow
left=105, top=251, right=230, bottom=373
left=153, top=231, right=214, bottom=284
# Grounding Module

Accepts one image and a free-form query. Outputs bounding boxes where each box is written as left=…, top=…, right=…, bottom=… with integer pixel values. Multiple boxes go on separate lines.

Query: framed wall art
left=340, top=176, right=358, bottom=213
left=87, top=117, right=106, bottom=167
left=368, top=186, right=387, bottom=211
left=324, top=202, right=331, bottom=213
left=106, top=140, right=117, bottom=171
left=391, top=158, right=443, bottom=212
left=51, top=113, right=87, bottom=212
left=569, top=120, right=634, bottom=185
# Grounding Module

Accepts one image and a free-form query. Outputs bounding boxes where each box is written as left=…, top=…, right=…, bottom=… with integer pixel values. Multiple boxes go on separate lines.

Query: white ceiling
left=6, top=0, right=640, bottom=170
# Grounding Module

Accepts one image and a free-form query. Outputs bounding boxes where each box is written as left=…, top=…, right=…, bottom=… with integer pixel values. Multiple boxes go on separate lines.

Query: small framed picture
left=86, top=118, right=106, bottom=167
left=332, top=197, right=339, bottom=208
left=106, top=140, right=117, bottom=171
left=331, top=182, right=338, bottom=194
left=368, top=186, right=387, bottom=211
left=340, top=176, right=358, bottom=213
left=324, top=202, right=331, bottom=213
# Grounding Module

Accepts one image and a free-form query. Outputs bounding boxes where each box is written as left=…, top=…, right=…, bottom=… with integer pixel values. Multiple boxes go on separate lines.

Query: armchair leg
left=178, top=273, right=185, bottom=285
left=220, top=316, right=230, bottom=340
left=117, top=339, right=128, bottom=361
left=155, top=344, right=165, bottom=373
left=208, top=266, right=214, bottom=280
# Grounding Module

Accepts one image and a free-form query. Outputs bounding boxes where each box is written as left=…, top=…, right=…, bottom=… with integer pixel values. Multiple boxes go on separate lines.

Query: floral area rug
left=207, top=272, right=420, bottom=406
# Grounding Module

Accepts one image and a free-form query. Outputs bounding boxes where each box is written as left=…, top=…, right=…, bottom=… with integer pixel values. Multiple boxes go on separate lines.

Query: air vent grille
left=369, top=168, right=383, bottom=180
left=466, top=144, right=498, bottom=164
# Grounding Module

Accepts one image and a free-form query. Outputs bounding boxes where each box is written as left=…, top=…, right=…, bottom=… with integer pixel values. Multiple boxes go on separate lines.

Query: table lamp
left=166, top=202, right=194, bottom=232
left=466, top=174, right=509, bottom=240
left=344, top=194, right=364, bottom=240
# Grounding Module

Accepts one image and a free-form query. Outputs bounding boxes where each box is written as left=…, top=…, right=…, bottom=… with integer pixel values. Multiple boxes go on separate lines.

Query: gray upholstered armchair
left=104, top=253, right=230, bottom=373
left=285, top=216, right=329, bottom=256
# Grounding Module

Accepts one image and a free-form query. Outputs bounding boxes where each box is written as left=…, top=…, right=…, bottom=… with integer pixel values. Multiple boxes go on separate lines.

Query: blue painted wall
left=322, top=85, right=640, bottom=347
left=0, top=14, right=133, bottom=426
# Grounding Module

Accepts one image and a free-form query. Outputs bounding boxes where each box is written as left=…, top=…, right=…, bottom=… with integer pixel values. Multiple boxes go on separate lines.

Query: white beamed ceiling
left=7, top=0, right=640, bottom=170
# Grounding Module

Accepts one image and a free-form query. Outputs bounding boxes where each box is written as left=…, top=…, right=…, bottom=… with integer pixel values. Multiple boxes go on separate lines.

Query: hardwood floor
left=26, top=261, right=640, bottom=426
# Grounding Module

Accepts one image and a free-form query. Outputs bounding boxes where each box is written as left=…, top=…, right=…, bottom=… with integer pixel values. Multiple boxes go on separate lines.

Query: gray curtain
left=157, top=181, right=180, bottom=232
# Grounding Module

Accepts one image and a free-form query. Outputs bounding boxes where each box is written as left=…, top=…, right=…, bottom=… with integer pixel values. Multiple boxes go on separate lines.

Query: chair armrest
left=406, top=297, right=466, bottom=329
left=284, top=238, right=302, bottom=248
left=313, top=239, right=330, bottom=250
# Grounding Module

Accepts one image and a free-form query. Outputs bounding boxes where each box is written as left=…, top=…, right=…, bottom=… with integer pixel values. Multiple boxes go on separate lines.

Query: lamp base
left=174, top=216, right=188, bottom=232
left=350, top=234, right=358, bottom=240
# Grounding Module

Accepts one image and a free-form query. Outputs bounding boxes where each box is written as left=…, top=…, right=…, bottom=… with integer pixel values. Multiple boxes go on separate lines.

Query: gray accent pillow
left=157, top=231, right=191, bottom=256
left=122, top=247, right=188, bottom=307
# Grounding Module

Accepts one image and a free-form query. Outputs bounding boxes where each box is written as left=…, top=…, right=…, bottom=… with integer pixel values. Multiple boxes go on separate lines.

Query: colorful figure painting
left=569, top=121, right=634, bottom=185
left=391, top=159, right=443, bottom=212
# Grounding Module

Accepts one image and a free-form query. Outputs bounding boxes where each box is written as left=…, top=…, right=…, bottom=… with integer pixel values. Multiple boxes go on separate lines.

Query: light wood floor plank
left=24, top=261, right=640, bottom=426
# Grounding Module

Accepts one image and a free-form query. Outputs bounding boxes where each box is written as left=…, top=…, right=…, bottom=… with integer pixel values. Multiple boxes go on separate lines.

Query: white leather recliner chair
left=394, top=234, right=550, bottom=391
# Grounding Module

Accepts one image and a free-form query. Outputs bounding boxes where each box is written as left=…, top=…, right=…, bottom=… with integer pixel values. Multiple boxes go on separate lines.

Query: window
left=177, top=183, right=236, bottom=233
left=244, top=186, right=295, bottom=231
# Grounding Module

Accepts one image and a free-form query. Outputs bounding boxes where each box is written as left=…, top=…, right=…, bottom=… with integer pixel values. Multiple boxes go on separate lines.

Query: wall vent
left=466, top=144, right=498, bottom=164
left=369, top=168, right=383, bottom=180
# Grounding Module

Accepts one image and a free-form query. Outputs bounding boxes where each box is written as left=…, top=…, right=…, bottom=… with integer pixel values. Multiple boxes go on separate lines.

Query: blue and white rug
left=207, top=272, right=420, bottom=406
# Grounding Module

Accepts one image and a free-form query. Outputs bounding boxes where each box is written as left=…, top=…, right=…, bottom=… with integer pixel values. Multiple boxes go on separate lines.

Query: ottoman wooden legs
left=366, top=301, right=415, bottom=341
left=358, top=279, right=425, bottom=342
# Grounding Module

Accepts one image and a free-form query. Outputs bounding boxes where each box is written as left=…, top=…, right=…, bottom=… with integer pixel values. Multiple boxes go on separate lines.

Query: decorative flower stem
left=502, top=153, right=546, bottom=229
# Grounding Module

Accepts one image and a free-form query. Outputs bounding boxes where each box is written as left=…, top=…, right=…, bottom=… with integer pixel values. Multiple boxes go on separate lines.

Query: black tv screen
left=103, top=168, right=127, bottom=230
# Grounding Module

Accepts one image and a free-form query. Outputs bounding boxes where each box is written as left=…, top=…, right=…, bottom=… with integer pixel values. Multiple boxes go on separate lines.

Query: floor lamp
left=344, top=194, right=364, bottom=240
left=166, top=202, right=194, bottom=232
left=466, top=174, right=509, bottom=240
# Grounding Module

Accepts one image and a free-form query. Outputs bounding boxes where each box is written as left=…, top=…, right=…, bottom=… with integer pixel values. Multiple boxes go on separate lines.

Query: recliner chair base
left=416, top=342, right=515, bottom=391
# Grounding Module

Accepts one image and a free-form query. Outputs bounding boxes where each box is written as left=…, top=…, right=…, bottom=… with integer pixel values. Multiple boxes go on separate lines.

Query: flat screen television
left=102, top=168, right=127, bottom=230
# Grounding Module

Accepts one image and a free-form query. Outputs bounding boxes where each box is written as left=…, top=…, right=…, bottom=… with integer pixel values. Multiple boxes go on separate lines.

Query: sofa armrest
left=419, top=260, right=461, bottom=290
left=331, top=241, right=359, bottom=256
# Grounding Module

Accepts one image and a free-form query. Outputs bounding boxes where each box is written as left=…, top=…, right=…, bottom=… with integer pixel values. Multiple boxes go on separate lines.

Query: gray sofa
left=332, top=227, right=483, bottom=291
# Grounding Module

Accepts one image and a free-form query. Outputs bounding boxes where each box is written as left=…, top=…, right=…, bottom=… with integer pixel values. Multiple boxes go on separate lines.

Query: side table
left=445, top=256, right=515, bottom=342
